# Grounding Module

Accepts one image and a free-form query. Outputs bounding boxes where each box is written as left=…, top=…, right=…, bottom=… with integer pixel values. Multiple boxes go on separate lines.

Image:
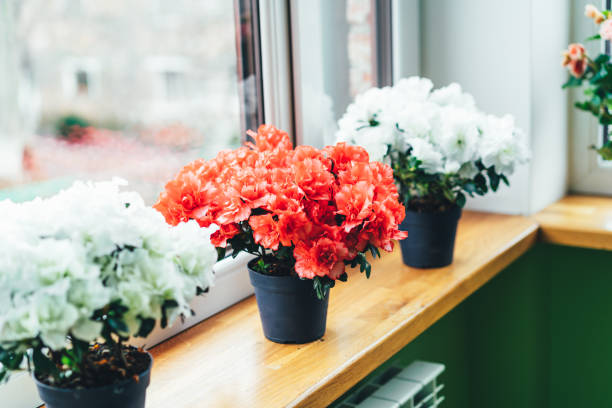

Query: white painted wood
left=260, top=0, right=294, bottom=135
left=419, top=0, right=570, bottom=214
left=569, top=0, right=612, bottom=195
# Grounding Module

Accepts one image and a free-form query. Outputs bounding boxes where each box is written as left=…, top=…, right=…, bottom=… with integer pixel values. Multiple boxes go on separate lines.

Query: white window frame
left=570, top=0, right=612, bottom=195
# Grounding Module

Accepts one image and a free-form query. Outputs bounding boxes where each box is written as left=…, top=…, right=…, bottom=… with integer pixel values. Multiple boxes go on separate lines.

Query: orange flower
left=249, top=214, right=280, bottom=250
left=277, top=212, right=311, bottom=247
left=155, top=124, right=407, bottom=281
left=293, top=148, right=335, bottom=201
left=210, top=223, right=240, bottom=247
left=294, top=238, right=348, bottom=280
left=335, top=181, right=375, bottom=231
left=246, top=124, right=293, bottom=152
left=324, top=142, right=370, bottom=171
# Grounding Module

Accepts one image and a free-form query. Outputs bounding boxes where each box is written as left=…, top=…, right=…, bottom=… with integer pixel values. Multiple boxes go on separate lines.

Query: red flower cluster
left=155, top=125, right=407, bottom=280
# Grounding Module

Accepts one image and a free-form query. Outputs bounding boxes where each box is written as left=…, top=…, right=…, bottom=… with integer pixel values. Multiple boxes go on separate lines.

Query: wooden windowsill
left=535, top=195, right=612, bottom=251
left=146, top=212, right=539, bottom=408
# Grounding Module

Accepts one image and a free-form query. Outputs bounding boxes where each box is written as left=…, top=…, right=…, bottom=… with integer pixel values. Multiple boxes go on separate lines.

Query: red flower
left=335, top=181, right=374, bottom=231
left=277, top=212, right=311, bottom=247
left=155, top=124, right=407, bottom=282
left=210, top=223, right=240, bottom=247
left=569, top=58, right=587, bottom=78
left=249, top=214, right=280, bottom=250
left=294, top=238, right=348, bottom=280
left=562, top=43, right=588, bottom=78
left=324, top=142, right=370, bottom=172
left=247, top=124, right=293, bottom=152
left=293, top=146, right=335, bottom=201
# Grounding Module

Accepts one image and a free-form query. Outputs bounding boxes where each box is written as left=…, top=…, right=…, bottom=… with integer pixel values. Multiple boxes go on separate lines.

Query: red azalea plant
left=154, top=125, right=407, bottom=299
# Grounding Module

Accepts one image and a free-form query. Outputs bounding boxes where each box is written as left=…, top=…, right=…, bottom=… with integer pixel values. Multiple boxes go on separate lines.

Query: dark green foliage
left=563, top=46, right=612, bottom=160
left=313, top=276, right=336, bottom=300
left=389, top=150, right=506, bottom=212
left=593, top=140, right=612, bottom=160
left=135, top=318, right=156, bottom=338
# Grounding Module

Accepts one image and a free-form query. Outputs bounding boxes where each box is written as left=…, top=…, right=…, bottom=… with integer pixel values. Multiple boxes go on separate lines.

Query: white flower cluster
left=0, top=179, right=217, bottom=350
left=336, top=77, right=529, bottom=177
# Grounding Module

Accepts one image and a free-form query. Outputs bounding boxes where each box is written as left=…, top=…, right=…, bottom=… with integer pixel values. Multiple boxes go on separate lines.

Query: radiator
left=337, top=360, right=445, bottom=408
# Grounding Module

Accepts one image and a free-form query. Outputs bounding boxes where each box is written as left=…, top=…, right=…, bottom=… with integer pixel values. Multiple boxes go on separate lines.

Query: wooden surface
left=535, top=195, right=612, bottom=251
left=146, top=211, right=538, bottom=408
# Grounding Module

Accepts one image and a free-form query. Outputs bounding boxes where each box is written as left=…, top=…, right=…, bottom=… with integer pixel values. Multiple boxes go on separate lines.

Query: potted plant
left=562, top=4, right=612, bottom=160
left=336, top=77, right=529, bottom=268
left=0, top=179, right=216, bottom=408
left=154, top=125, right=407, bottom=343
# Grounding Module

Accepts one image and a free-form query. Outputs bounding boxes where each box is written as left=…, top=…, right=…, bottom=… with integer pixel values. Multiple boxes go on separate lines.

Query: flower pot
left=34, top=352, right=153, bottom=408
left=248, top=261, right=329, bottom=344
left=399, top=206, right=462, bottom=268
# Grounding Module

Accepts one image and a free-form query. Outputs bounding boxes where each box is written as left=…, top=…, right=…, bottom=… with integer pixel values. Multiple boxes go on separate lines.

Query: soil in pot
left=248, top=259, right=329, bottom=344
left=34, top=345, right=152, bottom=408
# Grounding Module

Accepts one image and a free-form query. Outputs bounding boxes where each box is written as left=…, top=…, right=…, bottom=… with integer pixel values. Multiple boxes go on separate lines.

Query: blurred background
left=0, top=0, right=606, bottom=213
left=0, top=0, right=242, bottom=203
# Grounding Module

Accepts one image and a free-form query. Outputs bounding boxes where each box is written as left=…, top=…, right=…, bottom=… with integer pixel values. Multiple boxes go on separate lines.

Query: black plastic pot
left=399, top=206, right=462, bottom=268
left=248, top=261, right=329, bottom=344
left=34, top=352, right=153, bottom=408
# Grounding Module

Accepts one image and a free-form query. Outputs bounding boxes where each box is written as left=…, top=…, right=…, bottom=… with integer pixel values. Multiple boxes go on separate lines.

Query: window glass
left=0, top=0, right=244, bottom=203
left=292, top=0, right=375, bottom=147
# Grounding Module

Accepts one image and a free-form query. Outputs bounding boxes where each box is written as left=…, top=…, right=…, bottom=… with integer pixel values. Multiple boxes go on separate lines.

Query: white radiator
left=337, top=360, right=445, bottom=408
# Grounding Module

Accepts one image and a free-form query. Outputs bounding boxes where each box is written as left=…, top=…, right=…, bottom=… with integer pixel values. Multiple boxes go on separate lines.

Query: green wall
left=333, top=243, right=612, bottom=407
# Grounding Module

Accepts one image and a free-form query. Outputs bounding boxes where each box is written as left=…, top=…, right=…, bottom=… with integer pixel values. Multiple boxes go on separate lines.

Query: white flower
left=429, top=83, right=476, bottom=110
left=336, top=76, right=529, bottom=193
left=405, top=137, right=444, bottom=173
left=479, top=114, right=530, bottom=174
left=393, top=76, right=434, bottom=102
left=396, top=101, right=438, bottom=142
left=0, top=179, right=217, bottom=352
left=338, top=124, right=395, bottom=162
left=432, top=106, right=481, bottom=167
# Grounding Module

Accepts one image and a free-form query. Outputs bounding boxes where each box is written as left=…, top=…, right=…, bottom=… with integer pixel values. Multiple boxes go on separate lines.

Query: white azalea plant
left=0, top=179, right=216, bottom=387
left=337, top=77, right=529, bottom=212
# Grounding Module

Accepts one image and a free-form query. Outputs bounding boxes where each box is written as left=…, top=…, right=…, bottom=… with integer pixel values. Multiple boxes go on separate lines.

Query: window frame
left=290, top=0, right=393, bottom=147
left=570, top=0, right=612, bottom=195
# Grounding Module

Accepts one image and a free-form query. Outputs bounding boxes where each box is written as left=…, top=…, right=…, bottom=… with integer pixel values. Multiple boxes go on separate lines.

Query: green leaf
left=474, top=173, right=488, bottom=194
left=135, top=317, right=156, bottom=338
left=594, top=140, right=612, bottom=160
left=107, top=317, right=128, bottom=334
left=0, top=349, right=25, bottom=371
left=160, top=299, right=180, bottom=328
left=586, top=33, right=602, bottom=41
left=562, top=75, right=583, bottom=89
left=367, top=244, right=381, bottom=259
left=463, top=181, right=476, bottom=197
left=455, top=192, right=466, bottom=208
left=312, top=276, right=334, bottom=300
left=488, top=168, right=501, bottom=191
left=595, top=54, right=610, bottom=65
left=590, top=65, right=609, bottom=84
left=32, top=347, right=57, bottom=377
left=599, top=114, right=612, bottom=125
left=216, top=247, right=226, bottom=261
